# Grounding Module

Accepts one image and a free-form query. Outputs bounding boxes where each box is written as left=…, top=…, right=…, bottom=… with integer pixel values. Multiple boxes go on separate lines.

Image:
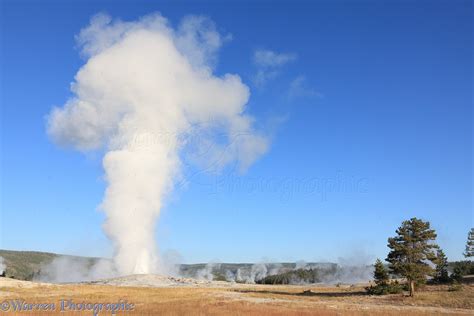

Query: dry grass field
left=0, top=278, right=473, bottom=315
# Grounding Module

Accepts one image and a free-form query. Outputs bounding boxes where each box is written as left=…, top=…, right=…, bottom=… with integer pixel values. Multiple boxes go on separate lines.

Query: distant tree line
left=256, top=268, right=320, bottom=285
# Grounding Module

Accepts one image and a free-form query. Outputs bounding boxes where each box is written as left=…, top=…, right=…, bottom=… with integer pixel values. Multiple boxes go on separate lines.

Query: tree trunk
left=409, top=280, right=415, bottom=297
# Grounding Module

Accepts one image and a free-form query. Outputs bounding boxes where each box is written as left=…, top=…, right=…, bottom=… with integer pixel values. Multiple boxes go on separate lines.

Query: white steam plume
left=47, top=13, right=268, bottom=276
left=0, top=256, right=5, bottom=275
left=35, top=257, right=117, bottom=283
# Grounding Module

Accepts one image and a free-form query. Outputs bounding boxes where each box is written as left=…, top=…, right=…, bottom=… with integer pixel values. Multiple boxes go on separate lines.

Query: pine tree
left=373, top=258, right=389, bottom=286
left=366, top=258, right=403, bottom=295
left=433, top=248, right=449, bottom=283
left=386, top=217, right=438, bottom=297
left=464, top=228, right=474, bottom=258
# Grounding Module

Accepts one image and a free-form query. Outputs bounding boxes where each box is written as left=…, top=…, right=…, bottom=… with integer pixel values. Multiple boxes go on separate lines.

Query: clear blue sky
left=1, top=0, right=472, bottom=263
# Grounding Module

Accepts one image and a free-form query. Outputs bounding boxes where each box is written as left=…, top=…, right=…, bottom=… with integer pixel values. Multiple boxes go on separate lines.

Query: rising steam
left=0, top=256, right=5, bottom=275
left=47, top=13, right=268, bottom=275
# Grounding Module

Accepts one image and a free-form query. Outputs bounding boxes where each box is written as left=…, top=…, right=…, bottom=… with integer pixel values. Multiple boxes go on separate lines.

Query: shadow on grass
left=235, top=289, right=367, bottom=297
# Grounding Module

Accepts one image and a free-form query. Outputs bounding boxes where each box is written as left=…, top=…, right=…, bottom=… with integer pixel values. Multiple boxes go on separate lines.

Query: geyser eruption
left=47, top=13, right=268, bottom=275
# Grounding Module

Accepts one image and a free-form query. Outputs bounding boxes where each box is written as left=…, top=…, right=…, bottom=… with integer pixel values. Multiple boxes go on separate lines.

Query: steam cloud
left=47, top=13, right=268, bottom=275
left=188, top=260, right=373, bottom=285
left=35, top=257, right=117, bottom=283
left=0, top=256, right=5, bottom=275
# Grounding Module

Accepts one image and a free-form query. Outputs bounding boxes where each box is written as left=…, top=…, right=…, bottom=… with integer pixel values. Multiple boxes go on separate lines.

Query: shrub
left=448, top=281, right=463, bottom=292
left=365, top=282, right=404, bottom=295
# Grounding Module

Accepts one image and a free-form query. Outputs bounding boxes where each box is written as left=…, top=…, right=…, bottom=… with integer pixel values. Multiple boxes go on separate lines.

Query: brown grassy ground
left=0, top=280, right=472, bottom=315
